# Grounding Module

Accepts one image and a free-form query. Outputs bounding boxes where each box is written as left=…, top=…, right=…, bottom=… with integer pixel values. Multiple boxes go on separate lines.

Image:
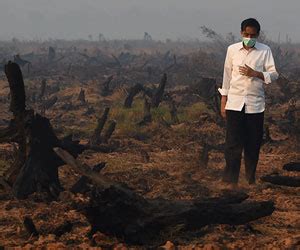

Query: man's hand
left=239, top=64, right=265, bottom=81
left=221, top=96, right=227, bottom=119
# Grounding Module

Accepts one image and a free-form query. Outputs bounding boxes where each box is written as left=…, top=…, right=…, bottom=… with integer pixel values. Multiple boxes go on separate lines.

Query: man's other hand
left=221, top=96, right=227, bottom=119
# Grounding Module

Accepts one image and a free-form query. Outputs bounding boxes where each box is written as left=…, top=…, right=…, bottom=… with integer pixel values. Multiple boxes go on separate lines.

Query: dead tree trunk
left=38, top=79, right=47, bottom=100
left=77, top=88, right=86, bottom=104
left=0, top=62, right=84, bottom=199
left=2, top=62, right=27, bottom=185
left=102, top=120, right=116, bottom=143
left=48, top=46, right=56, bottom=62
left=89, top=108, right=116, bottom=145
left=151, top=73, right=167, bottom=108
left=163, top=93, right=179, bottom=124
left=124, top=84, right=146, bottom=108
left=101, top=75, right=113, bottom=96
left=137, top=97, right=152, bottom=126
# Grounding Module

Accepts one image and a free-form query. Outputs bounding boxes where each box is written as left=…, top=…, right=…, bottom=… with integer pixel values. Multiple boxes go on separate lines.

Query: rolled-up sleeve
left=218, top=46, right=232, bottom=96
left=262, top=48, right=279, bottom=84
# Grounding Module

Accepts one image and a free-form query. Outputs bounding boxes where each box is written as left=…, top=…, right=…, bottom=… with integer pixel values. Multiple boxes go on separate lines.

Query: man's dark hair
left=241, top=18, right=261, bottom=34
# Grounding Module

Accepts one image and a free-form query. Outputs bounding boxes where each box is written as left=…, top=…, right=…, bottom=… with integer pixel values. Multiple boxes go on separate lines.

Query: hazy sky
left=0, top=0, right=299, bottom=42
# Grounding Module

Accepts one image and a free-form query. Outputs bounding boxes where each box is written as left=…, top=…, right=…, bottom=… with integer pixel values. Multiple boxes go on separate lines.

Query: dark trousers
left=222, top=105, right=264, bottom=184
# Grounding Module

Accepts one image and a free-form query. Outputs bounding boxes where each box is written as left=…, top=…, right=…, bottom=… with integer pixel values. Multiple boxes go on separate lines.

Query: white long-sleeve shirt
left=218, top=41, right=279, bottom=113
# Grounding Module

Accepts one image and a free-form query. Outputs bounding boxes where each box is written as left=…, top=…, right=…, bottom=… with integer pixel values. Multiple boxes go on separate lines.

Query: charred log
left=282, top=162, right=300, bottom=172
left=261, top=173, right=300, bottom=187
left=55, top=149, right=275, bottom=246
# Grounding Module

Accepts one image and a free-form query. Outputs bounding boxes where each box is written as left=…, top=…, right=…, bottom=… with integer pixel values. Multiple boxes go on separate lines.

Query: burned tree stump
left=40, top=96, right=58, bottom=113
left=137, top=97, right=152, bottom=126
left=124, top=83, right=147, bottom=108
left=101, top=75, right=113, bottom=96
left=199, top=143, right=209, bottom=168
left=77, top=88, right=86, bottom=104
left=151, top=73, right=167, bottom=108
left=0, top=62, right=84, bottom=199
left=23, top=216, right=39, bottom=237
left=163, top=93, right=179, bottom=124
left=2, top=62, right=27, bottom=184
left=89, top=108, right=116, bottom=146
left=48, top=46, right=56, bottom=62
left=102, top=120, right=116, bottom=143
left=38, top=79, right=47, bottom=100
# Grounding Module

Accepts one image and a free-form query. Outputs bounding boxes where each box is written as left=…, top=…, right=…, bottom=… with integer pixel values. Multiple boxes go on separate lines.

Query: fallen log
left=282, top=162, right=300, bottom=172
left=71, top=162, right=106, bottom=194
left=261, top=173, right=300, bottom=187
left=54, top=148, right=275, bottom=246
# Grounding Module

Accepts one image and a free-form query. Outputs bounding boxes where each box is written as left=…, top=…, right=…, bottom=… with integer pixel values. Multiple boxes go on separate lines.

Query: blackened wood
left=41, top=96, right=58, bottom=111
left=4, top=62, right=26, bottom=115
left=70, top=163, right=106, bottom=194
left=3, top=63, right=85, bottom=199
left=199, top=143, right=209, bottom=168
left=38, top=79, right=47, bottom=100
left=163, top=93, right=179, bottom=124
left=283, top=162, right=300, bottom=172
left=101, top=75, right=113, bottom=96
left=151, top=73, right=167, bottom=108
left=23, top=216, right=39, bottom=236
left=54, top=148, right=112, bottom=189
left=4, top=62, right=27, bottom=184
left=102, top=120, right=116, bottom=143
left=90, top=107, right=110, bottom=145
left=124, top=83, right=145, bottom=108
left=137, top=97, right=152, bottom=126
left=261, top=174, right=300, bottom=187
left=78, top=88, right=86, bottom=104
left=54, top=149, right=274, bottom=246
left=53, top=221, right=73, bottom=237
left=84, top=185, right=274, bottom=245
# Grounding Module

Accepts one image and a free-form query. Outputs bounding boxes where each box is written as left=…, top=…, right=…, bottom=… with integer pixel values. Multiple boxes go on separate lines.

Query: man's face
left=240, top=26, right=259, bottom=38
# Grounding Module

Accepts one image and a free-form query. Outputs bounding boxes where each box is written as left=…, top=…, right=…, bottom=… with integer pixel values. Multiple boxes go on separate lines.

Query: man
left=218, top=18, right=279, bottom=188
